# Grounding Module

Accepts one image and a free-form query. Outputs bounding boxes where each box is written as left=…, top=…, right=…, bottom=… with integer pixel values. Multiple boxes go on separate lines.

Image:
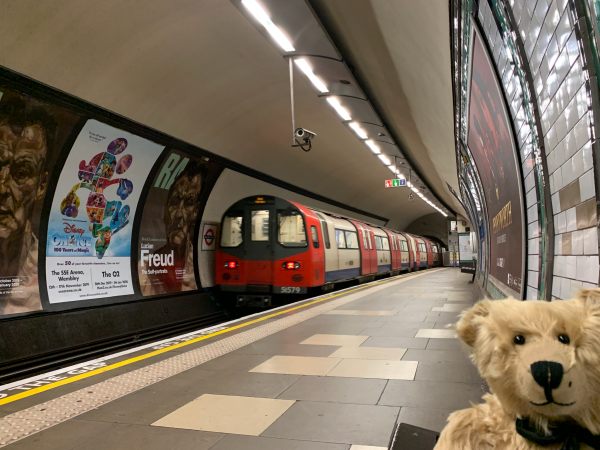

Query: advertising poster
left=137, top=151, right=214, bottom=296
left=0, top=87, right=80, bottom=317
left=46, top=120, right=164, bottom=303
left=468, top=31, right=524, bottom=296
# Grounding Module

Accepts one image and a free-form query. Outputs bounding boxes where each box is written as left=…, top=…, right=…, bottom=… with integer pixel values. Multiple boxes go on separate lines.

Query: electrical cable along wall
left=452, top=0, right=600, bottom=299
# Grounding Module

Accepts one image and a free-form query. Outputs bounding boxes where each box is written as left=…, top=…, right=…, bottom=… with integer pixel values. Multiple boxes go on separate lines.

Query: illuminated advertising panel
left=468, top=31, right=524, bottom=296
left=0, top=87, right=80, bottom=317
left=46, top=120, right=164, bottom=303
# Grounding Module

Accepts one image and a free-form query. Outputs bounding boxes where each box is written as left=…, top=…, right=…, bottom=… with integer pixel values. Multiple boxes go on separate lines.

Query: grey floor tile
left=398, top=406, right=454, bottom=433
left=278, top=376, right=387, bottom=405
left=426, top=339, right=465, bottom=351
left=232, top=342, right=336, bottom=357
left=198, top=353, right=271, bottom=372
left=415, top=361, right=481, bottom=384
left=263, top=401, right=399, bottom=447
left=190, top=371, right=301, bottom=398
left=363, top=336, right=428, bottom=349
left=402, top=349, right=470, bottom=363
left=7, top=419, right=222, bottom=450
left=208, top=435, right=348, bottom=450
left=379, top=379, right=484, bottom=410
left=433, top=320, right=458, bottom=329
left=379, top=313, right=432, bottom=323
left=360, top=325, right=426, bottom=338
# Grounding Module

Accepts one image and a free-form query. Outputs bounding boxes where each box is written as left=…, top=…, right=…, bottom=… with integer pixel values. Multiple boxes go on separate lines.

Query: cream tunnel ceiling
left=0, top=0, right=462, bottom=228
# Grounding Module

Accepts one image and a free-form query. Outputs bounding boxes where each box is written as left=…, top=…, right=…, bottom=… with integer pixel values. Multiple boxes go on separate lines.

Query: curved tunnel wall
left=454, top=0, right=600, bottom=299
left=0, top=67, right=396, bottom=373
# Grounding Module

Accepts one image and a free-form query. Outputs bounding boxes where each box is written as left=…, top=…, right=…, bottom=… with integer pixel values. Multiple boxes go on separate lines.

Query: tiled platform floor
left=1, top=268, right=485, bottom=449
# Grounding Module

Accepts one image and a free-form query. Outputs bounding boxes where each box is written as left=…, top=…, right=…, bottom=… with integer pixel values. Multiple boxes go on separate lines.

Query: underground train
left=215, top=195, right=442, bottom=306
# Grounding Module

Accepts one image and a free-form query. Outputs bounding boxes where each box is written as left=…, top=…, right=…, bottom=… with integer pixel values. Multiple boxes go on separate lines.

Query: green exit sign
left=384, top=178, right=406, bottom=188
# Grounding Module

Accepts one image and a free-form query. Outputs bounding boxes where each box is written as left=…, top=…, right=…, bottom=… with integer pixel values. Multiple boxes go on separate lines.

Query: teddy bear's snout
left=531, top=361, right=563, bottom=390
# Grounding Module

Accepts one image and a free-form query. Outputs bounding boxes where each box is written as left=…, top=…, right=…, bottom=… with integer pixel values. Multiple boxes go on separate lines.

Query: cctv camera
left=294, top=128, right=316, bottom=141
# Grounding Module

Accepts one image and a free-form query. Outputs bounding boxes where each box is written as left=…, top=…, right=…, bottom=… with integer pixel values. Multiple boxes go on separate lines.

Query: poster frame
left=463, top=22, right=527, bottom=299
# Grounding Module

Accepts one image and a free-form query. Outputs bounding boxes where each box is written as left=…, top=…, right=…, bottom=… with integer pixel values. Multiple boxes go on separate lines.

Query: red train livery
left=215, top=196, right=442, bottom=305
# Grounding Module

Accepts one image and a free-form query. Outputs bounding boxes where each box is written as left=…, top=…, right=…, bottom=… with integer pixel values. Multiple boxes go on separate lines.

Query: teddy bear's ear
left=456, top=300, right=491, bottom=347
left=577, top=289, right=600, bottom=313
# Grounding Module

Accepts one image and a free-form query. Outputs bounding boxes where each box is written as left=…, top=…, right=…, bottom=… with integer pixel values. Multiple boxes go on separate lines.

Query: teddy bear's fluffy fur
left=434, top=289, right=600, bottom=450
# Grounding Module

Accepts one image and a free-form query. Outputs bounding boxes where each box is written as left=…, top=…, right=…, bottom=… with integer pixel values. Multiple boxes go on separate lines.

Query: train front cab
left=216, top=196, right=324, bottom=306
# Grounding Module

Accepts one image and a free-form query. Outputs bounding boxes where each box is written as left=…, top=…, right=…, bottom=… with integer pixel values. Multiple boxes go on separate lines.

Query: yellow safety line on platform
left=0, top=269, right=443, bottom=406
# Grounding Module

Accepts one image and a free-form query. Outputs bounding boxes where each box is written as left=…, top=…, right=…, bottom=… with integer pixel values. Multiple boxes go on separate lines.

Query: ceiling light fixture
left=294, top=58, right=329, bottom=93
left=349, top=122, right=368, bottom=139
left=326, top=97, right=352, bottom=121
left=241, top=0, right=295, bottom=52
left=378, top=154, right=391, bottom=165
left=365, top=139, right=381, bottom=154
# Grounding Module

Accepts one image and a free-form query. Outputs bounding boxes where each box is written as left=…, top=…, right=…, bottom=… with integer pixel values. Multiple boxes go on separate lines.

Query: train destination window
left=320, top=220, right=331, bottom=248
left=335, top=229, right=347, bottom=248
left=251, top=210, right=270, bottom=241
left=221, top=214, right=243, bottom=247
left=344, top=231, right=359, bottom=249
left=278, top=210, right=307, bottom=247
left=311, top=225, right=319, bottom=248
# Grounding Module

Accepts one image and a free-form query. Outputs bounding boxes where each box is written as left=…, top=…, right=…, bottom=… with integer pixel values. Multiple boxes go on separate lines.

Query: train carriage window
left=400, top=240, right=408, bottom=251
left=362, top=229, right=369, bottom=249
left=311, top=225, right=319, bottom=248
left=221, top=214, right=243, bottom=247
left=344, top=231, right=359, bottom=249
left=320, top=220, right=331, bottom=249
left=382, top=236, right=390, bottom=250
left=335, top=229, right=347, bottom=248
left=277, top=210, right=307, bottom=247
left=374, top=236, right=382, bottom=250
left=251, top=210, right=270, bottom=241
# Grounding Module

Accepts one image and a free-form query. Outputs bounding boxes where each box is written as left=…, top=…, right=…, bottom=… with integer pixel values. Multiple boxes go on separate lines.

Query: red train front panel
left=216, top=196, right=324, bottom=296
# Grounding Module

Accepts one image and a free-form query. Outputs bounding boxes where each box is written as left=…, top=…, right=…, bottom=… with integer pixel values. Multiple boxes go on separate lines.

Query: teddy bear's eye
left=513, top=335, right=526, bottom=345
left=558, top=334, right=570, bottom=345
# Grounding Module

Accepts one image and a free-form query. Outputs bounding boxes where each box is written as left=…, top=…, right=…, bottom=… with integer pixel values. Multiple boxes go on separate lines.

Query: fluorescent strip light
left=364, top=139, right=381, bottom=154
left=242, top=0, right=295, bottom=52
left=295, top=58, right=328, bottom=93
left=349, top=122, right=368, bottom=139
left=388, top=165, right=397, bottom=174
left=378, top=154, right=391, bottom=165
left=326, top=97, right=352, bottom=121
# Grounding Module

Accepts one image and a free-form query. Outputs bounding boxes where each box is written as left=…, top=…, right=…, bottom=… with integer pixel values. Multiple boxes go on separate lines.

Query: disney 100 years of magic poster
left=46, top=120, right=163, bottom=304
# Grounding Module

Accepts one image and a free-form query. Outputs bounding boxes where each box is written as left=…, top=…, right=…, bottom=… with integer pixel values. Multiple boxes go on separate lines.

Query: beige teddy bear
left=434, top=289, right=600, bottom=450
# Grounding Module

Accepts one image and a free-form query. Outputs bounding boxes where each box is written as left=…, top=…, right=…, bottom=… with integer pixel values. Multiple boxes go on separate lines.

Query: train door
left=349, top=220, right=375, bottom=276
left=425, top=241, right=434, bottom=267
left=384, top=230, right=399, bottom=272
left=245, top=206, right=273, bottom=285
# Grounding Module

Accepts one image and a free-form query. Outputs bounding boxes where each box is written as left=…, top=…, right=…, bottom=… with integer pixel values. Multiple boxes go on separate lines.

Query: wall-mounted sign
left=384, top=178, right=406, bottom=188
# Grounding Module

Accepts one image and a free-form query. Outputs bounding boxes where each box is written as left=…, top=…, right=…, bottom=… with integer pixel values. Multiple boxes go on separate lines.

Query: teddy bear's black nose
left=531, top=361, right=563, bottom=390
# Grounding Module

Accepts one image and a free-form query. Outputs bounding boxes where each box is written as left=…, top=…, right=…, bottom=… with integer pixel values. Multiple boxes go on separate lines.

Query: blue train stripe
left=325, top=267, right=361, bottom=282
left=377, top=264, right=391, bottom=274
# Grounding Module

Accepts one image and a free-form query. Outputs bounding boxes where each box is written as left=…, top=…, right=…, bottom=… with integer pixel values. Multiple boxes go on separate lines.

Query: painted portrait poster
left=0, top=87, right=80, bottom=317
left=46, top=120, right=164, bottom=303
left=137, top=150, right=218, bottom=296
left=468, top=31, right=524, bottom=296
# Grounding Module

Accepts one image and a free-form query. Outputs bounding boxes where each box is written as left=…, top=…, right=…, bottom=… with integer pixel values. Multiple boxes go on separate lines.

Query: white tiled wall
left=478, top=0, right=599, bottom=299
left=513, top=0, right=598, bottom=298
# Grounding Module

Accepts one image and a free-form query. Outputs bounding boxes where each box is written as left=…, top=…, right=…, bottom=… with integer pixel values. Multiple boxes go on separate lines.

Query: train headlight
left=224, top=261, right=239, bottom=269
left=282, top=261, right=301, bottom=270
